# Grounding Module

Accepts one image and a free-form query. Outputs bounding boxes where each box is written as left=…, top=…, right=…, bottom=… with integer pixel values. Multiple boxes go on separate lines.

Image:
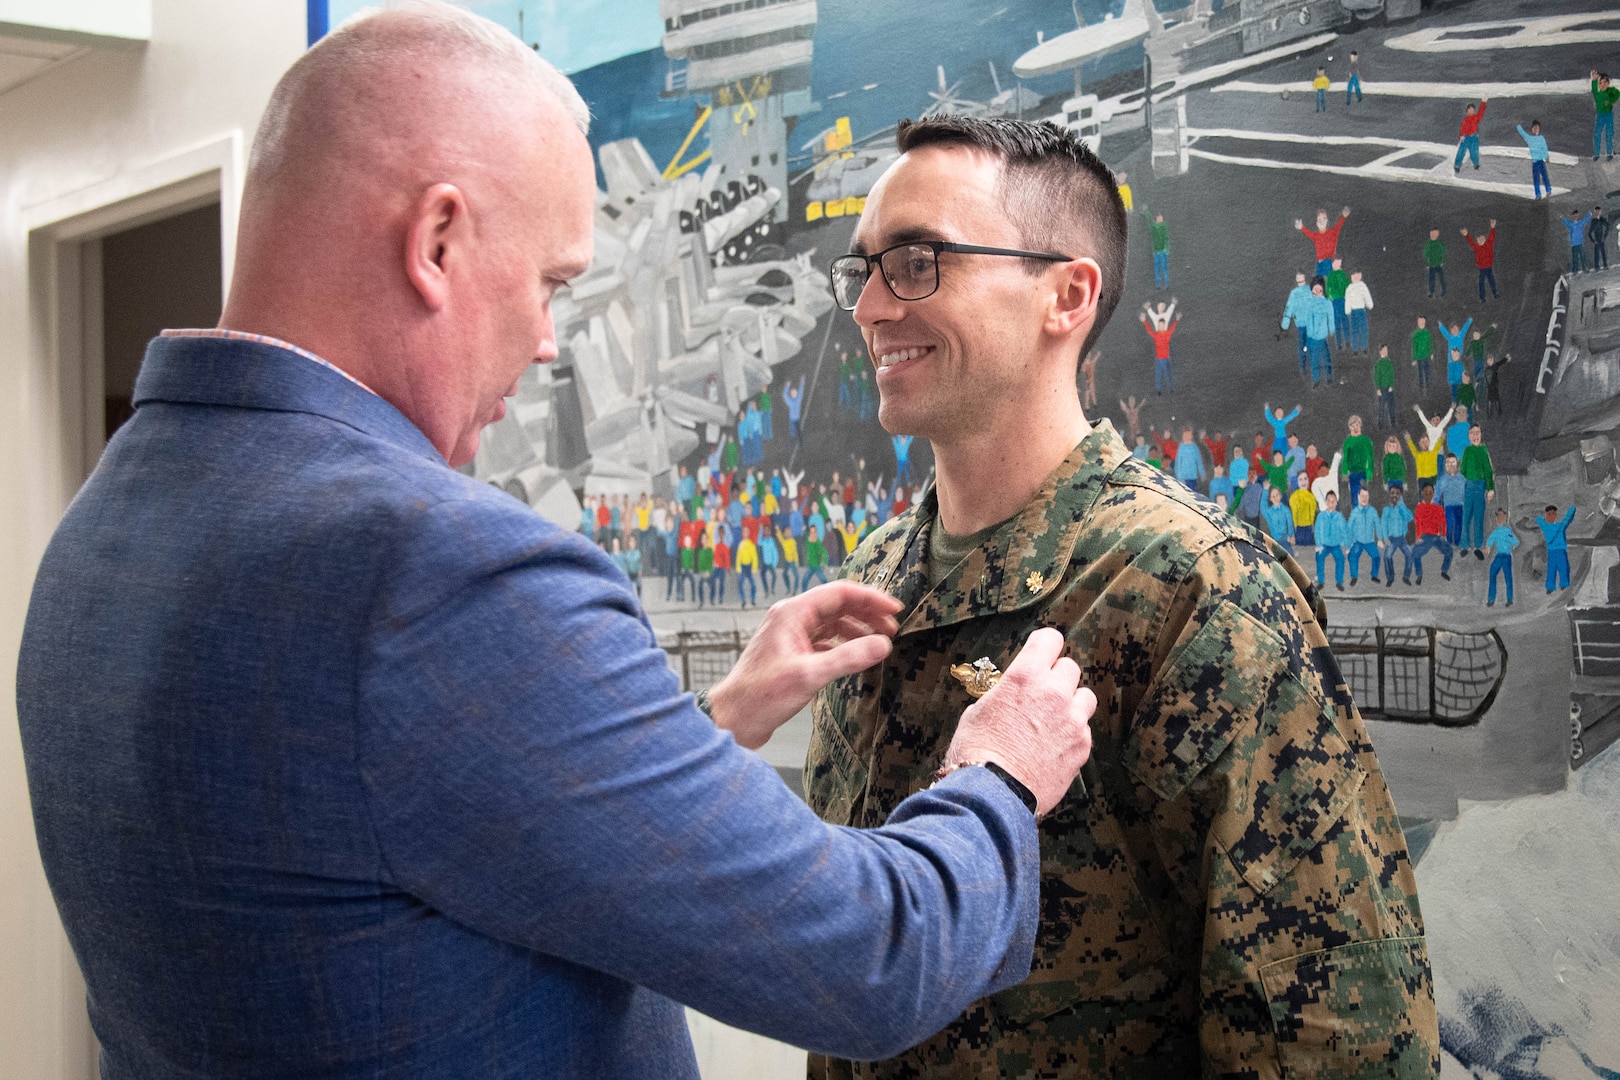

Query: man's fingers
left=798, top=581, right=903, bottom=631
left=1005, top=627, right=1066, bottom=675
left=1071, top=687, right=1098, bottom=728
left=1052, top=656, right=1082, bottom=694
left=801, top=634, right=893, bottom=687
left=823, top=613, right=897, bottom=644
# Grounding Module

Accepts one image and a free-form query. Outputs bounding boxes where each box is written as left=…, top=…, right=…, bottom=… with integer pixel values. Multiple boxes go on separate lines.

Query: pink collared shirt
left=160, top=328, right=379, bottom=397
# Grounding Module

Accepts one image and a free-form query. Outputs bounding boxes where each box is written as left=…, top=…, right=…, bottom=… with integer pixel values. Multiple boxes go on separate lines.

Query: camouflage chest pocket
left=804, top=670, right=875, bottom=826
left=1123, top=599, right=1367, bottom=899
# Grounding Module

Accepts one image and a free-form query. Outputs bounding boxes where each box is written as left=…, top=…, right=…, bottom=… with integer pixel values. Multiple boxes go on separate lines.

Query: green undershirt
left=928, top=511, right=1017, bottom=586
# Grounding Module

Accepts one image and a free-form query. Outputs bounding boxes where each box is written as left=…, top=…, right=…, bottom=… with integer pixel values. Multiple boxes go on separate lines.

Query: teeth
left=879, top=346, right=930, bottom=367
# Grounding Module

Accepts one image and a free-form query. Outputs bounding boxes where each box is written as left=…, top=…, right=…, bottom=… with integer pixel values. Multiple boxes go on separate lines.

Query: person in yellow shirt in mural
left=779, top=529, right=801, bottom=595
left=1290, top=470, right=1320, bottom=547
left=1406, top=428, right=1440, bottom=492
left=1313, top=64, right=1331, bottom=112
left=734, top=532, right=760, bottom=608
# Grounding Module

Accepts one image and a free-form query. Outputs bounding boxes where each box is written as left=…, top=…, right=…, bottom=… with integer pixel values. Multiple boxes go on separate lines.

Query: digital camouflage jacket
left=805, top=421, right=1438, bottom=1080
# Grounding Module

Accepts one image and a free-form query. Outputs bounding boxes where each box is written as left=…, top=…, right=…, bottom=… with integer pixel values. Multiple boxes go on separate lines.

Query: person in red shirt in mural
left=1462, top=218, right=1499, bottom=303
left=1454, top=97, right=1488, bottom=172
left=1296, top=206, right=1351, bottom=275
left=1138, top=306, right=1180, bottom=395
left=1410, top=482, right=1455, bottom=584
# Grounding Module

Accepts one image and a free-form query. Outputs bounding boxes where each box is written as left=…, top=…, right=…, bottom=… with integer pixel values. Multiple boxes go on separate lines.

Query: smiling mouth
left=877, top=345, right=934, bottom=369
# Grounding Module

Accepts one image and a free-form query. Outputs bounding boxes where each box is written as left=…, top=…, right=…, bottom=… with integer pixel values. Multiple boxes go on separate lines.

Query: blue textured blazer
left=18, top=335, right=1038, bottom=1079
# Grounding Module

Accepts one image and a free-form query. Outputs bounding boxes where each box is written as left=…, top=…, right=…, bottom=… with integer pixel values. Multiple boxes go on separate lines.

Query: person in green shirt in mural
left=1374, top=344, right=1397, bottom=430
left=837, top=348, right=855, bottom=413
left=800, top=524, right=829, bottom=591
left=1143, top=207, right=1171, bottom=287
left=1423, top=227, right=1446, bottom=297
left=1411, top=315, right=1434, bottom=392
left=1592, top=70, right=1618, bottom=161
left=1342, top=414, right=1375, bottom=508
left=1325, top=256, right=1351, bottom=349
left=1380, top=434, right=1407, bottom=493
left=758, top=384, right=774, bottom=441
left=1460, top=424, right=1495, bottom=557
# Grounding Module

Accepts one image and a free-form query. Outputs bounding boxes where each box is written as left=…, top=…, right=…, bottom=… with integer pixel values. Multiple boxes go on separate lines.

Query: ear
left=1046, top=257, right=1103, bottom=341
left=404, top=182, right=469, bottom=313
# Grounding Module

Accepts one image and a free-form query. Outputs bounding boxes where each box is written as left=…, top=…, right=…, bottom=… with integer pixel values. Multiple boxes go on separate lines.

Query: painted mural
left=325, top=1, right=1620, bottom=1075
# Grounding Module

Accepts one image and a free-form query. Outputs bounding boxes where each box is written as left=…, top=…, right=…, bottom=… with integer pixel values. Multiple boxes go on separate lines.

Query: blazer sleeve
left=355, top=495, right=1039, bottom=1060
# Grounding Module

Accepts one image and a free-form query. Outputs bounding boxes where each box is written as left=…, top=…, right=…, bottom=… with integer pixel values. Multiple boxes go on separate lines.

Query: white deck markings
left=1180, top=127, right=1573, bottom=199
left=1212, top=78, right=1585, bottom=98
left=1386, top=13, right=1620, bottom=53
left=1182, top=146, right=1568, bottom=199
left=1183, top=126, right=1582, bottom=167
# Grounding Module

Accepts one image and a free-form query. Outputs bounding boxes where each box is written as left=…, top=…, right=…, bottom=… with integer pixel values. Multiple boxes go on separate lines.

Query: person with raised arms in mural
left=1296, top=205, right=1351, bottom=276
left=813, top=113, right=1435, bottom=1079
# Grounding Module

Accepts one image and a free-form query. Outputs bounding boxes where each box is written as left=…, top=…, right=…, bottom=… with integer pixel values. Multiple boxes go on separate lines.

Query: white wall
left=0, top=0, right=152, bottom=44
left=0, top=2, right=300, bottom=1076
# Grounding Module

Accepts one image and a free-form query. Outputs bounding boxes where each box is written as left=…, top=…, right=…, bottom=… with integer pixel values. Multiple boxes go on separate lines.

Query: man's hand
left=942, top=628, right=1096, bottom=817
left=1294, top=219, right=1304, bottom=231
left=707, top=581, right=902, bottom=750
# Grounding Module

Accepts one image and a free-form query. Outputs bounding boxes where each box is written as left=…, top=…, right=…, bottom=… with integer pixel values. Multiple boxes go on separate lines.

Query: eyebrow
left=848, top=225, right=945, bottom=257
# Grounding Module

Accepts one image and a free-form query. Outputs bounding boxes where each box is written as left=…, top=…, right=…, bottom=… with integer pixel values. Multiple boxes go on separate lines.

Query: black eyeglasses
left=828, top=240, right=1073, bottom=311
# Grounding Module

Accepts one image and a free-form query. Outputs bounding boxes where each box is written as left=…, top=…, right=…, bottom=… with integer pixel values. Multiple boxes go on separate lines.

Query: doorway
left=94, top=203, right=223, bottom=444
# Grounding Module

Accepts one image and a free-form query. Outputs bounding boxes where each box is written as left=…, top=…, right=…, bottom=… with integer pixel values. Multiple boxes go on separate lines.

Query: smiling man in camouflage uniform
left=809, top=116, right=1438, bottom=1079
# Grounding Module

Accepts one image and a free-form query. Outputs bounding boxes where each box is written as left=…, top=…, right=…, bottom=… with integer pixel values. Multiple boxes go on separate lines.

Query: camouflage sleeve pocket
left=1125, top=599, right=1367, bottom=897
left=1123, top=599, right=1285, bottom=804
left=1259, top=936, right=1440, bottom=1078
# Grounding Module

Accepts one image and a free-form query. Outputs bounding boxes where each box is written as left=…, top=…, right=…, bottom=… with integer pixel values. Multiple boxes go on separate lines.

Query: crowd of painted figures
left=1112, top=405, right=1575, bottom=606
left=580, top=455, right=923, bottom=609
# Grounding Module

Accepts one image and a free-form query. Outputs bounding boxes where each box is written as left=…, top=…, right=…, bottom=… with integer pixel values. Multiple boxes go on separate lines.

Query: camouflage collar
left=856, top=420, right=1132, bottom=636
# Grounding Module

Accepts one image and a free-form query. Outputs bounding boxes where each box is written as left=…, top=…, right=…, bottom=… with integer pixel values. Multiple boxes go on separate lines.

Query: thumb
left=1005, top=627, right=1064, bottom=675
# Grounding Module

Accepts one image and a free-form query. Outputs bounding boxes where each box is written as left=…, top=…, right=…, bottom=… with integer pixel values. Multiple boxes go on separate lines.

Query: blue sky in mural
left=326, top=0, right=663, bottom=73
left=572, top=0, right=1144, bottom=184
left=324, top=0, right=1150, bottom=181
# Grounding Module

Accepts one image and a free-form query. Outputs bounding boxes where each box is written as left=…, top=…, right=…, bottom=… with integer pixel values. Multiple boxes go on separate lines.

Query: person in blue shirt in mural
left=1174, top=426, right=1206, bottom=492
left=1484, top=509, right=1520, bottom=606
left=1262, top=401, right=1302, bottom=454
left=1280, top=271, right=1313, bottom=374
left=1515, top=119, right=1551, bottom=199
left=1347, top=487, right=1383, bottom=586
left=1314, top=489, right=1349, bottom=590
left=783, top=374, right=805, bottom=452
left=1562, top=207, right=1593, bottom=273
left=891, top=432, right=914, bottom=488
left=1538, top=503, right=1578, bottom=592
left=1263, top=486, right=1295, bottom=554
left=1283, top=277, right=1335, bottom=386
left=1436, top=453, right=1468, bottom=543
left=1379, top=485, right=1416, bottom=586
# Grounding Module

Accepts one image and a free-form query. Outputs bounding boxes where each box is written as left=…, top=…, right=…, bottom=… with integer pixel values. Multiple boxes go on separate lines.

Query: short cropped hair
left=894, top=116, right=1127, bottom=358
left=251, top=0, right=589, bottom=183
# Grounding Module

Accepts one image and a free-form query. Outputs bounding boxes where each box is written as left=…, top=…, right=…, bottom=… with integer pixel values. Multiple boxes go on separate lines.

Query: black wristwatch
left=983, top=762, right=1040, bottom=817
left=934, top=759, right=1039, bottom=818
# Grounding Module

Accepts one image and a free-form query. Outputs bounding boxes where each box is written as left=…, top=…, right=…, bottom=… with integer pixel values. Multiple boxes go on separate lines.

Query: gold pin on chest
left=950, top=657, right=1003, bottom=698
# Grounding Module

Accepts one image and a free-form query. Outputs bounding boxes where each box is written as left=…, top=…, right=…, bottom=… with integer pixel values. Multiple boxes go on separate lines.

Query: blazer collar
left=132, top=334, right=443, bottom=464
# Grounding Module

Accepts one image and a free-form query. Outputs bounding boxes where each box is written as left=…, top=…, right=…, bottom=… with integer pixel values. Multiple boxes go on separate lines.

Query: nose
left=851, top=266, right=904, bottom=330
left=534, top=306, right=559, bottom=365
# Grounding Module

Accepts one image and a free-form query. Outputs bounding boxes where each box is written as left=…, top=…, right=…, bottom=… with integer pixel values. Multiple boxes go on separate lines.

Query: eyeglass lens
left=831, top=245, right=939, bottom=310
